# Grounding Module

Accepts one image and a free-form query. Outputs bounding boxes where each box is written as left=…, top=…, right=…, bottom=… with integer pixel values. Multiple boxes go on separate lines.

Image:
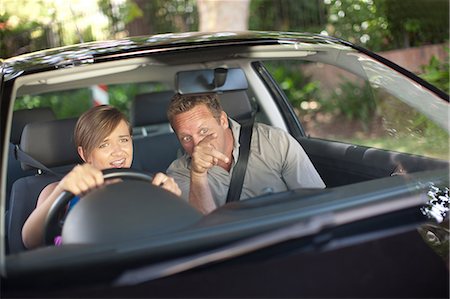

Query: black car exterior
left=0, top=31, right=449, bottom=298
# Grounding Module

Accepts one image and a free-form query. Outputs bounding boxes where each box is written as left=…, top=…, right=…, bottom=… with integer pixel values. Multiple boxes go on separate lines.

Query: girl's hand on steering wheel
left=59, top=164, right=104, bottom=196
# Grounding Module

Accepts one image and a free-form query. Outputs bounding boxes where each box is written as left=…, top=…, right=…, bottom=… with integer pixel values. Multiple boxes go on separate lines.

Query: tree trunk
left=125, top=0, right=152, bottom=36
left=197, top=0, right=250, bottom=32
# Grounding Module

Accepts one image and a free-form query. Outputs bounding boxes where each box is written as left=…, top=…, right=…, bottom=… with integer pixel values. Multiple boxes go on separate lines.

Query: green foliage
left=124, top=0, right=198, bottom=35
left=249, top=0, right=326, bottom=33
left=13, top=82, right=169, bottom=119
left=0, top=12, right=46, bottom=58
left=324, top=0, right=391, bottom=51
left=420, top=50, right=450, bottom=94
left=14, top=89, right=92, bottom=119
left=107, top=84, right=139, bottom=116
left=3, top=0, right=448, bottom=59
left=324, top=0, right=449, bottom=51
left=264, top=61, right=321, bottom=113
left=121, top=0, right=144, bottom=24
left=265, top=61, right=377, bottom=129
left=325, top=80, right=377, bottom=125
left=383, top=0, right=449, bottom=48
left=98, top=0, right=143, bottom=35
left=249, top=0, right=447, bottom=52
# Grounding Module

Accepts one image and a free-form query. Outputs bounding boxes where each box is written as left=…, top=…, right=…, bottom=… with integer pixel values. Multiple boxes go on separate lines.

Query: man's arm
left=189, top=172, right=216, bottom=214
left=187, top=133, right=229, bottom=214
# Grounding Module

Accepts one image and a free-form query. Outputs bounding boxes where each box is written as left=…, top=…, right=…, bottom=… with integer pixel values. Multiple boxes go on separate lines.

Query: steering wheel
left=43, top=168, right=153, bottom=246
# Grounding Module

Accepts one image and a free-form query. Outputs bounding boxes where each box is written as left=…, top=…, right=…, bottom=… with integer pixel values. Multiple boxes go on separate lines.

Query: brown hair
left=167, top=93, right=223, bottom=124
left=74, top=105, right=131, bottom=159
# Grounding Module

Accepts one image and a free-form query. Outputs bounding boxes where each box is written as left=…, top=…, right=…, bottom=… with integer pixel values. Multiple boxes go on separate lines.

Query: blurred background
left=1, top=0, right=448, bottom=87
left=0, top=1, right=447, bottom=55
left=2, top=0, right=448, bottom=103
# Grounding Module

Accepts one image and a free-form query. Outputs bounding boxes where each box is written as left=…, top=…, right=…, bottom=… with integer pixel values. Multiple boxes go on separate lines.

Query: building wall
left=300, top=43, right=448, bottom=93
left=380, top=43, right=448, bottom=74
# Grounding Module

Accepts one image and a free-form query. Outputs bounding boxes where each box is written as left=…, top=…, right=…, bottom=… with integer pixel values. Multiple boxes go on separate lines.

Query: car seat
left=7, top=108, right=56, bottom=208
left=10, top=107, right=56, bottom=145
left=131, top=91, right=182, bottom=174
left=130, top=90, right=174, bottom=138
left=218, top=91, right=254, bottom=123
left=7, top=118, right=81, bottom=254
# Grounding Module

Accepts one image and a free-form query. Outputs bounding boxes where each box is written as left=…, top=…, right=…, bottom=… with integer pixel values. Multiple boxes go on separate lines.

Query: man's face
left=171, top=104, right=229, bottom=156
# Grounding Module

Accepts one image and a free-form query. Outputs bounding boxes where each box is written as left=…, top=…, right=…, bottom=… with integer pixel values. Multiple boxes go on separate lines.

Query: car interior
left=5, top=75, right=261, bottom=254
left=2, top=42, right=448, bottom=269
left=1, top=38, right=449, bottom=298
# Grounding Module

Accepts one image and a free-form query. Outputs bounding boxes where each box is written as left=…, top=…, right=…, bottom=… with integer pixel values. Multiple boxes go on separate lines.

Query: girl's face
left=78, top=120, right=133, bottom=170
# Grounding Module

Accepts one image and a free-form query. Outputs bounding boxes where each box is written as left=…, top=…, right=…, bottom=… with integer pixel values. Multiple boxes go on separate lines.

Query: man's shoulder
left=167, top=153, right=191, bottom=173
left=254, top=122, right=274, bottom=129
left=254, top=122, right=289, bottom=138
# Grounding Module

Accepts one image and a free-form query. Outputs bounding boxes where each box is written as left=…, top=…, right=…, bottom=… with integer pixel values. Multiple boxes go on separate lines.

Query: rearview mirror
left=175, top=68, right=248, bottom=94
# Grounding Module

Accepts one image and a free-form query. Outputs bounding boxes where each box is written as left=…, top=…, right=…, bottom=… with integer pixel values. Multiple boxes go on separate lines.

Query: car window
left=14, top=81, right=169, bottom=119
left=263, top=60, right=449, bottom=160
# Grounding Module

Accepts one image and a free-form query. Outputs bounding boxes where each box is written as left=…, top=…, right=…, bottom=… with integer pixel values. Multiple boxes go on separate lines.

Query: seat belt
left=226, top=119, right=254, bottom=203
left=14, top=145, right=63, bottom=178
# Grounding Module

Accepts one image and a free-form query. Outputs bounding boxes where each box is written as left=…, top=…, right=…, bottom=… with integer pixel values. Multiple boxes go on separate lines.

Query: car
left=0, top=31, right=449, bottom=298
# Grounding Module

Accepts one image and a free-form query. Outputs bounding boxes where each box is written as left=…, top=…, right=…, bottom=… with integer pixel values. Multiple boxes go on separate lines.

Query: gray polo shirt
left=167, top=119, right=325, bottom=207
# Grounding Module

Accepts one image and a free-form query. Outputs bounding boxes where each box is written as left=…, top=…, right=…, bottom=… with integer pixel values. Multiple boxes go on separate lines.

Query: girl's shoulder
left=37, top=180, right=60, bottom=206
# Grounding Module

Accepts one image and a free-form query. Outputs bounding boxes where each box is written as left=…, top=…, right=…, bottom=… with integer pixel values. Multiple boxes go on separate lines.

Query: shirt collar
left=228, top=118, right=241, bottom=164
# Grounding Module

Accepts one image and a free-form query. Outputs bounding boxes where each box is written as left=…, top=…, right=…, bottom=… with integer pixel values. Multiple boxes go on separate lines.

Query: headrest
left=11, top=107, right=56, bottom=144
left=130, top=91, right=175, bottom=127
left=219, top=91, right=253, bottom=122
left=20, top=118, right=82, bottom=171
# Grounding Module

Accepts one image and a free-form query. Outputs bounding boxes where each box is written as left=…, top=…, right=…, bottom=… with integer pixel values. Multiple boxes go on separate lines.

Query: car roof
left=2, top=31, right=346, bottom=80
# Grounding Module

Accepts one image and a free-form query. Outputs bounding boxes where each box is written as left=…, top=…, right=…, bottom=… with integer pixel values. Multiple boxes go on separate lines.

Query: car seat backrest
left=8, top=174, right=59, bottom=254
left=132, top=133, right=181, bottom=174
left=8, top=107, right=57, bottom=185
left=8, top=118, right=81, bottom=254
left=10, top=107, right=56, bottom=144
left=19, top=118, right=82, bottom=171
left=219, top=91, right=253, bottom=123
left=130, top=91, right=182, bottom=174
left=130, top=90, right=175, bottom=137
left=6, top=108, right=57, bottom=227
left=131, top=90, right=174, bottom=126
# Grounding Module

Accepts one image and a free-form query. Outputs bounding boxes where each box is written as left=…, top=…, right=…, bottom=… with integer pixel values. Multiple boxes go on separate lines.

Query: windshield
left=2, top=40, right=448, bottom=288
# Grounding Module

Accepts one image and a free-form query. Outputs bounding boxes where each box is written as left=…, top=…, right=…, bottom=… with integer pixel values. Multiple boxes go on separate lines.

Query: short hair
left=167, top=93, right=223, bottom=124
left=74, top=105, right=131, bottom=159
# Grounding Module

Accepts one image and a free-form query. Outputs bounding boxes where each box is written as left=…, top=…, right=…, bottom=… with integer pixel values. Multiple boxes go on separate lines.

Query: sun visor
left=175, top=68, right=248, bottom=94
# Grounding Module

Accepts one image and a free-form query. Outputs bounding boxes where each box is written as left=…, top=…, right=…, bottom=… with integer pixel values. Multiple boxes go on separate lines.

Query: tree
left=197, top=0, right=250, bottom=32
left=323, top=0, right=449, bottom=51
left=98, top=0, right=143, bottom=38
left=124, top=0, right=198, bottom=36
left=0, top=0, right=109, bottom=58
left=125, top=0, right=250, bottom=35
left=383, top=0, right=449, bottom=48
left=249, top=0, right=326, bottom=33
left=324, top=0, right=390, bottom=51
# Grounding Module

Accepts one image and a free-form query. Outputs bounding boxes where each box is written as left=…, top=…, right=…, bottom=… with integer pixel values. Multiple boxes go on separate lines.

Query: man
left=167, top=93, right=325, bottom=214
